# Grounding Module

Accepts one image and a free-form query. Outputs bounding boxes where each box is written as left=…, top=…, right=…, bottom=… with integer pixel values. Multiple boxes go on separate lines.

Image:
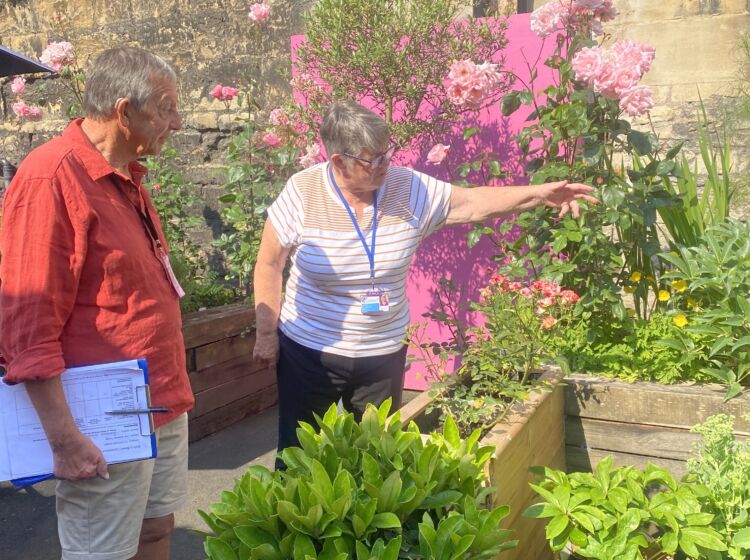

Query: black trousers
left=275, top=330, right=407, bottom=467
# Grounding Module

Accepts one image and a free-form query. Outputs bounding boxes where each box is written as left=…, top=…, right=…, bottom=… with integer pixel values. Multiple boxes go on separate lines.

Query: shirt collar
left=64, top=118, right=148, bottom=186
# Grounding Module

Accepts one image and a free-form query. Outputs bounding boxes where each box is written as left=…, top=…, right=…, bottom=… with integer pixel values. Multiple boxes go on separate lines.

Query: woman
left=253, top=100, right=596, bottom=460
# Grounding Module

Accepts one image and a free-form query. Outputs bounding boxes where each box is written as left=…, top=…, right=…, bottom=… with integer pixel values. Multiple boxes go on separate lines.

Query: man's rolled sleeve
left=0, top=175, right=85, bottom=383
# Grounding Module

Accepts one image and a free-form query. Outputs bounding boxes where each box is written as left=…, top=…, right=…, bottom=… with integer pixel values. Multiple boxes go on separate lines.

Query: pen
left=106, top=407, right=170, bottom=415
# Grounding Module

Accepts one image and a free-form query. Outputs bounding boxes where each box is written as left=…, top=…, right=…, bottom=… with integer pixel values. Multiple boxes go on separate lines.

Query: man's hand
left=51, top=430, right=109, bottom=481
left=539, top=181, right=599, bottom=219
left=253, top=332, right=280, bottom=369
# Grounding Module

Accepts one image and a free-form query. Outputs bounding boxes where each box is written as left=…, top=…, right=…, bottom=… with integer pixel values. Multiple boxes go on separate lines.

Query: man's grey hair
left=321, top=101, right=390, bottom=165
left=83, top=47, right=177, bottom=119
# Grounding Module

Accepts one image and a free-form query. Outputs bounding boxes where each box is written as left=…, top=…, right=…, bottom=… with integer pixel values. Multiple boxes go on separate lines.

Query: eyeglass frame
left=342, top=142, right=399, bottom=170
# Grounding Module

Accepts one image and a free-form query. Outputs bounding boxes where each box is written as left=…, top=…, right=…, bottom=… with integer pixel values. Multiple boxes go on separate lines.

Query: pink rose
left=541, top=316, right=558, bottom=330
left=611, top=66, right=642, bottom=96
left=619, top=85, right=654, bottom=117
left=445, top=59, right=501, bottom=109
left=612, top=39, right=656, bottom=76
left=210, top=84, right=239, bottom=102
left=10, top=77, right=26, bottom=95
left=572, top=47, right=603, bottom=83
left=12, top=100, right=43, bottom=121
left=426, top=143, right=449, bottom=165
left=249, top=2, right=271, bottom=22
left=298, top=144, right=320, bottom=168
left=152, top=183, right=162, bottom=193
left=594, top=0, right=618, bottom=21
left=269, top=108, right=290, bottom=126
left=530, top=1, right=566, bottom=38
left=261, top=132, right=283, bottom=148
left=39, top=41, right=74, bottom=72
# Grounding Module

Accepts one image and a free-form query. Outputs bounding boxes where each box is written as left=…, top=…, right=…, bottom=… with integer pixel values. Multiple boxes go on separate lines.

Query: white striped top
left=266, top=163, right=452, bottom=357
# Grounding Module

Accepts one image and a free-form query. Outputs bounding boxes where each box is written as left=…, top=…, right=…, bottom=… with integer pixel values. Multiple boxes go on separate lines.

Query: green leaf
left=545, top=514, right=569, bottom=540
left=501, top=91, right=522, bottom=116
left=293, top=534, right=317, bottom=560
left=205, top=537, right=240, bottom=560
left=734, top=527, right=750, bottom=549
left=681, top=526, right=728, bottom=552
left=628, top=130, right=657, bottom=156
left=463, top=127, right=479, bottom=141
left=371, top=512, right=402, bottom=530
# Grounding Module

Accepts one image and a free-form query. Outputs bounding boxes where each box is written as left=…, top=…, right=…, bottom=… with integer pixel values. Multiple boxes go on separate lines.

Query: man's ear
left=114, top=97, right=131, bottom=128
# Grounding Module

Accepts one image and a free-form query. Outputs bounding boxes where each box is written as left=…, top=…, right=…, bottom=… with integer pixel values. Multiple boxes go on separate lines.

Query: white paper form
left=0, top=360, right=156, bottom=481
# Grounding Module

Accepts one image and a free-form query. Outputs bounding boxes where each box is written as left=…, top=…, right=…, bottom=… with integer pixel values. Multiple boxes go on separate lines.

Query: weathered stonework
left=0, top=0, right=314, bottom=244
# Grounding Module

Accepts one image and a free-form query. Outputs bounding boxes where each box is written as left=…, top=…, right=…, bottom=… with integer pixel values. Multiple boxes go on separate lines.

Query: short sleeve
left=410, top=171, right=453, bottom=239
left=266, top=178, right=304, bottom=249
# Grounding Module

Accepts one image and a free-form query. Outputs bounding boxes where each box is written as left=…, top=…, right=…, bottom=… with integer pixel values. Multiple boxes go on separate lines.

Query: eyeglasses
left=343, top=142, right=399, bottom=170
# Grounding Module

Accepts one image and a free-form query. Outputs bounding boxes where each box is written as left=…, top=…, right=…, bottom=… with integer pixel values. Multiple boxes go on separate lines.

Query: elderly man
left=254, top=100, right=597, bottom=465
left=0, top=47, right=192, bottom=560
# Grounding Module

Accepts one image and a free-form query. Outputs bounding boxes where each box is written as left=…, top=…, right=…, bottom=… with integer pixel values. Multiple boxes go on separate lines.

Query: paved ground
left=0, top=406, right=279, bottom=560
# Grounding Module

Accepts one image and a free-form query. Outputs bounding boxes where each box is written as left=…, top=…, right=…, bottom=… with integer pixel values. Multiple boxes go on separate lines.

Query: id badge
left=157, top=248, right=186, bottom=298
left=361, top=289, right=390, bottom=314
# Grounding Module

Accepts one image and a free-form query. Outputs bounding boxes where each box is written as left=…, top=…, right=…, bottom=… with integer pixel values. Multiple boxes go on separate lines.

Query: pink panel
left=291, top=13, right=558, bottom=389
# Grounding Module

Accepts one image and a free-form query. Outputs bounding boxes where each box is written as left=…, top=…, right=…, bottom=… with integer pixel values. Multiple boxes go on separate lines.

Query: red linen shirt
left=0, top=119, right=193, bottom=427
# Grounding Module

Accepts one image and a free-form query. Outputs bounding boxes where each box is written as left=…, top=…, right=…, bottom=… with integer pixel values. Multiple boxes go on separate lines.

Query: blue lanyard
left=328, top=164, right=378, bottom=282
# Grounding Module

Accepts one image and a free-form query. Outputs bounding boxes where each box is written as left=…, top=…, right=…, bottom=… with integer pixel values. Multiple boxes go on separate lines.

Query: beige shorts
left=56, top=413, right=189, bottom=560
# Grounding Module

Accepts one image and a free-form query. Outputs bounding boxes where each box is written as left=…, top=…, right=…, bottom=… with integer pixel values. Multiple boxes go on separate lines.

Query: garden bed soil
left=182, top=303, right=277, bottom=442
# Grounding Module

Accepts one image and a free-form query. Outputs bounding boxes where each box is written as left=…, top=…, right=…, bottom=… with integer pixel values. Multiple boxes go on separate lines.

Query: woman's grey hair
left=83, top=47, right=176, bottom=119
left=321, top=101, right=390, bottom=165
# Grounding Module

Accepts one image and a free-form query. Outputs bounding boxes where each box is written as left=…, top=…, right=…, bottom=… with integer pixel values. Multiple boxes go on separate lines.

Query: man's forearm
left=25, top=376, right=81, bottom=450
left=254, top=262, right=283, bottom=337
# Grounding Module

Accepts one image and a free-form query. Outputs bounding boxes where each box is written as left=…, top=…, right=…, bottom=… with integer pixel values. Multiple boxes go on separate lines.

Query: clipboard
left=0, top=359, right=158, bottom=487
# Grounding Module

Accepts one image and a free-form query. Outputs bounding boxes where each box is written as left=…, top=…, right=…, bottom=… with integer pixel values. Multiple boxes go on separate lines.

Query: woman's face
left=339, top=143, right=396, bottom=191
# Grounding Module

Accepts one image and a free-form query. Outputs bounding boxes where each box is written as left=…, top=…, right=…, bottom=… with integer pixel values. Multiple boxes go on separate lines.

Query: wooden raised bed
left=564, top=375, right=750, bottom=477
left=182, top=303, right=277, bottom=442
left=399, top=370, right=566, bottom=560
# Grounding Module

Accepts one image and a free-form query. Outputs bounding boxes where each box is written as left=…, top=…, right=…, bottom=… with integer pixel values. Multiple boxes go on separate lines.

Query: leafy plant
left=658, top=219, right=750, bottom=399
left=524, top=457, right=728, bottom=560
left=294, top=0, right=511, bottom=147
left=213, top=120, right=301, bottom=298
left=656, top=98, right=733, bottom=249
left=684, top=414, right=750, bottom=559
left=493, top=3, right=686, bottom=327
left=199, top=400, right=517, bottom=559
left=410, top=275, right=578, bottom=438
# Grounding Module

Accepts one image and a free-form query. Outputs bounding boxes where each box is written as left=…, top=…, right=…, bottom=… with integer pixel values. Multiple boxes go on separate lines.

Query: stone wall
left=0, top=0, right=314, bottom=243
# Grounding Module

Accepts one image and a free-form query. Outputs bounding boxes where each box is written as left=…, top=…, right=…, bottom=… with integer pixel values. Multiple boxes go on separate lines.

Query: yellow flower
left=629, top=272, right=642, bottom=283
left=671, top=279, right=687, bottom=293
left=623, top=286, right=635, bottom=294
left=687, top=297, right=698, bottom=309
left=673, top=314, right=688, bottom=328
left=658, top=290, right=670, bottom=302
left=646, top=275, right=655, bottom=283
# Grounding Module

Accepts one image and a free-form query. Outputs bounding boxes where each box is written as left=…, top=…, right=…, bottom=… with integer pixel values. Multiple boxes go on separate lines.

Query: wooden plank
left=188, top=385, right=278, bottom=443
left=564, top=375, right=750, bottom=433
left=188, top=352, right=268, bottom=394
left=566, top=446, right=687, bottom=478
left=194, top=332, right=256, bottom=371
left=486, top=373, right=565, bottom=560
left=565, top=417, right=701, bottom=462
left=182, top=303, right=255, bottom=349
left=190, top=367, right=276, bottom=418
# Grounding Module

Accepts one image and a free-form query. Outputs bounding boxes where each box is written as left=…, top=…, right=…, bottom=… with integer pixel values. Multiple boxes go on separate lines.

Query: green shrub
left=524, top=457, right=727, bottom=560
left=199, top=400, right=517, bottom=559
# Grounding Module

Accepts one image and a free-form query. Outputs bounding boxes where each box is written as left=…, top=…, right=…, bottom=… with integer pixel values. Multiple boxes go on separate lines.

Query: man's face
left=126, top=76, right=181, bottom=157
